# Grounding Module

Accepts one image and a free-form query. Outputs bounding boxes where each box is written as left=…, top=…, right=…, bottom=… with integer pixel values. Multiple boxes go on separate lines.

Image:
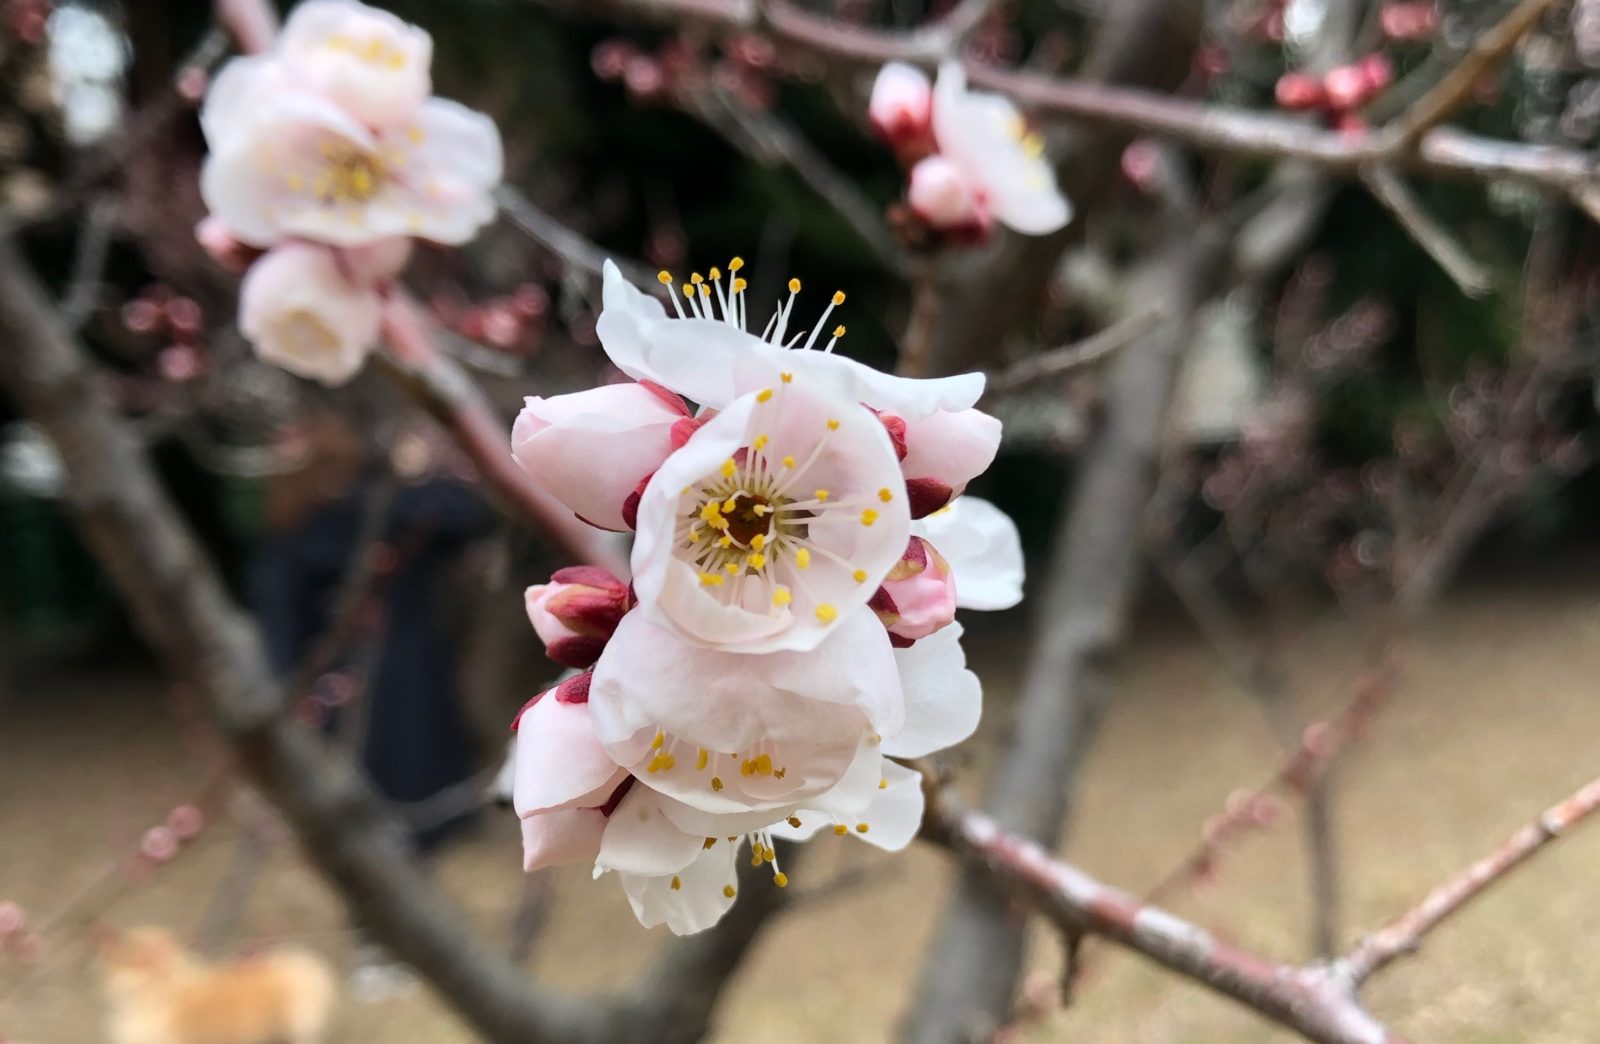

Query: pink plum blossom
left=908, top=155, right=987, bottom=234
left=871, top=537, right=956, bottom=644
left=511, top=382, right=689, bottom=532
left=626, top=377, right=911, bottom=655
left=892, top=407, right=1002, bottom=518
left=238, top=243, right=382, bottom=385
left=524, top=566, right=632, bottom=668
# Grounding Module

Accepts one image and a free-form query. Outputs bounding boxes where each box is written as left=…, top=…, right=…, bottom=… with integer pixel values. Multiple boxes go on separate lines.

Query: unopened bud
left=525, top=567, right=631, bottom=668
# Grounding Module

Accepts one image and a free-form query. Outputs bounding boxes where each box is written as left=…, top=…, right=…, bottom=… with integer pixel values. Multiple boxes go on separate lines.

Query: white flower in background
left=199, top=0, right=501, bottom=249
left=238, top=243, right=382, bottom=385
left=277, top=0, right=433, bottom=126
left=201, top=89, right=501, bottom=248
left=884, top=62, right=1071, bottom=237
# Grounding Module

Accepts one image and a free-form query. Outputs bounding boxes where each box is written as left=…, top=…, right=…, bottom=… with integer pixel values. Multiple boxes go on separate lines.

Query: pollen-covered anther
left=671, top=876, right=682, bottom=890
left=773, top=872, right=789, bottom=888
left=723, top=884, right=737, bottom=899
left=710, top=776, right=724, bottom=791
left=832, top=824, right=849, bottom=836
left=793, top=549, right=811, bottom=569
left=787, top=815, right=802, bottom=828
left=657, top=270, right=673, bottom=285
left=704, top=837, right=717, bottom=849
left=772, top=588, right=792, bottom=607
left=696, top=749, right=709, bottom=770
left=861, top=509, right=879, bottom=526
left=878, top=488, right=893, bottom=502
left=826, top=419, right=841, bottom=431
left=788, top=278, right=801, bottom=293
left=856, top=823, right=870, bottom=834
left=832, top=291, right=846, bottom=305
left=853, top=569, right=868, bottom=583
left=815, top=603, right=836, bottom=623
left=757, top=388, right=774, bottom=403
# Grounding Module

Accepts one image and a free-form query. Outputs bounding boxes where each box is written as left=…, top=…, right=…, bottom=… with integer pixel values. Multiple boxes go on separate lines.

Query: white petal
left=370, top=98, right=502, bottom=246
left=238, top=244, right=379, bottom=385
left=597, top=785, right=706, bottom=876
left=912, top=497, right=1024, bottom=610
left=200, top=55, right=285, bottom=151
left=882, top=621, right=981, bottom=758
left=522, top=808, right=606, bottom=871
left=513, top=695, right=627, bottom=816
left=899, top=408, right=1001, bottom=494
left=774, top=760, right=924, bottom=852
left=618, top=841, right=739, bottom=935
left=278, top=0, right=432, bottom=127
left=588, top=609, right=902, bottom=753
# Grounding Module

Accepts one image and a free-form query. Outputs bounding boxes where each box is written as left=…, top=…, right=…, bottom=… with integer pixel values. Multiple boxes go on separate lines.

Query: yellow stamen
left=747, top=553, right=767, bottom=569
left=711, top=776, right=724, bottom=791
left=704, top=837, right=717, bottom=849
left=853, top=569, right=868, bottom=583
left=723, top=885, right=737, bottom=899
left=753, top=434, right=769, bottom=451
left=657, top=270, right=673, bottom=285
left=754, top=753, right=773, bottom=775
left=861, top=509, right=879, bottom=526
left=781, top=455, right=796, bottom=468
left=724, top=562, right=740, bottom=575
left=780, top=372, right=793, bottom=383
left=832, top=290, right=846, bottom=305
left=772, top=587, right=792, bottom=607
left=833, top=824, right=849, bottom=836
left=699, top=572, right=725, bottom=587
left=788, top=278, right=801, bottom=293
left=787, top=816, right=802, bottom=828
left=729, top=257, right=745, bottom=271
left=709, top=267, right=722, bottom=280
left=650, top=731, right=666, bottom=750
left=814, top=489, right=830, bottom=502
left=878, top=488, right=893, bottom=502
left=696, top=749, right=709, bottom=770
left=721, top=458, right=737, bottom=478
left=691, top=272, right=704, bottom=284
left=773, top=872, right=789, bottom=888
left=757, top=388, right=774, bottom=403
left=826, top=419, right=840, bottom=431
left=856, top=823, right=870, bottom=833
left=750, top=533, right=767, bottom=550
left=671, top=876, right=681, bottom=890
left=794, top=549, right=811, bottom=569
left=815, top=603, right=837, bottom=622
left=879, top=778, right=889, bottom=790
left=833, top=325, right=846, bottom=338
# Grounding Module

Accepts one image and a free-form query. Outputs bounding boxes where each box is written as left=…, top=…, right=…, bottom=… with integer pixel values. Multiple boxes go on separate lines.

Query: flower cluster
left=198, top=0, right=502, bottom=384
left=509, top=259, right=1023, bottom=933
left=870, top=62, right=1070, bottom=240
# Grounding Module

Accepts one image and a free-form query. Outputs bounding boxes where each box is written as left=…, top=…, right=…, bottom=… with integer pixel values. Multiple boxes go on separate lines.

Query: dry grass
left=3, top=563, right=1598, bottom=1043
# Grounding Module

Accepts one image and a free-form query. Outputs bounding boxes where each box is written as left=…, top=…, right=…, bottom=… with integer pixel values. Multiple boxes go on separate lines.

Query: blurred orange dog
left=98, top=926, right=335, bottom=1044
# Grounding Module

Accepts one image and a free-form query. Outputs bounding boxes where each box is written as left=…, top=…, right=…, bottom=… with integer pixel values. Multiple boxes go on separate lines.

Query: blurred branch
left=374, top=293, right=628, bottom=575
left=494, top=185, right=657, bottom=291
left=214, top=0, right=277, bottom=56
left=1360, top=166, right=1492, bottom=297
left=1341, top=773, right=1600, bottom=984
left=60, top=196, right=120, bottom=330
left=678, top=86, right=907, bottom=276
left=0, top=231, right=604, bottom=1044
left=984, top=307, right=1163, bottom=397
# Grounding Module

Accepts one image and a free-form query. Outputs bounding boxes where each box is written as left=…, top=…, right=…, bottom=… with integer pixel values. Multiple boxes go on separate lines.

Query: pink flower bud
left=0, top=901, right=25, bottom=938
left=167, top=804, right=205, bottom=841
left=907, top=155, right=987, bottom=235
left=1324, top=65, right=1369, bottom=110
left=1360, top=53, right=1394, bottom=93
left=869, top=62, right=934, bottom=151
left=509, top=671, right=593, bottom=731
left=194, top=216, right=262, bottom=274
left=141, top=826, right=179, bottom=863
left=525, top=567, right=631, bottom=668
left=870, top=537, right=956, bottom=644
left=1275, top=72, right=1325, bottom=110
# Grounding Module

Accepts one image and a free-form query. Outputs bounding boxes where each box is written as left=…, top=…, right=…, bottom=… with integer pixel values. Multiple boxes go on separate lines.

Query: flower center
left=274, top=310, right=339, bottom=358
left=325, top=33, right=410, bottom=70
left=313, top=144, right=385, bottom=204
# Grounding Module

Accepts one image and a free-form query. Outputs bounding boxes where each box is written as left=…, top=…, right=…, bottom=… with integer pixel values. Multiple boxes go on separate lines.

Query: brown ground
left=3, top=562, right=1599, bottom=1043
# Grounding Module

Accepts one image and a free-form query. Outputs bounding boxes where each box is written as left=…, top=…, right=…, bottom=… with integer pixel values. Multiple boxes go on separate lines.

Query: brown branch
left=917, top=785, right=1403, bottom=1044
left=1342, top=773, right=1600, bottom=984
left=374, top=293, right=628, bottom=576
left=0, top=232, right=605, bottom=1043
left=984, top=307, right=1163, bottom=396
left=493, top=185, right=658, bottom=291
left=1379, top=0, right=1560, bottom=151
left=1360, top=166, right=1492, bottom=297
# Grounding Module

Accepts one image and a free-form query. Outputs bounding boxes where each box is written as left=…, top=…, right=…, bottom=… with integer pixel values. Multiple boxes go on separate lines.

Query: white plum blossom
left=238, top=243, right=381, bottom=385
left=201, top=87, right=501, bottom=248
left=881, top=62, right=1071, bottom=238
left=506, top=254, right=1023, bottom=935
left=277, top=0, right=433, bottom=126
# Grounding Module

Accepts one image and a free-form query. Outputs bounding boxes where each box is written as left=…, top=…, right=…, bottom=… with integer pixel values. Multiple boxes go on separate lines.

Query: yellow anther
left=832, top=290, right=846, bottom=306
left=774, top=767, right=786, bottom=779
left=696, top=749, right=710, bottom=770
left=729, top=256, right=745, bottom=271
left=815, top=603, right=837, bottom=623
left=722, top=497, right=737, bottom=512
left=725, top=562, right=740, bottom=575
left=787, top=815, right=803, bottom=828
left=750, top=533, right=767, bottom=550
left=752, top=504, right=770, bottom=516
left=723, top=884, right=737, bottom=899
left=671, top=876, right=682, bottom=890
left=856, top=823, right=870, bottom=833
left=833, top=324, right=846, bottom=338
left=757, top=388, right=774, bottom=403
left=698, top=285, right=710, bottom=297
left=772, top=587, right=792, bottom=607
left=833, top=824, right=849, bottom=836
left=814, top=489, right=830, bottom=502
left=852, top=569, right=868, bottom=583
left=688, top=529, right=703, bottom=543
left=660, top=753, right=676, bottom=770
left=709, top=267, right=722, bottom=280
left=721, top=458, right=737, bottom=478
left=781, top=372, right=793, bottom=383
left=747, top=553, right=767, bottom=569
left=651, top=731, right=666, bottom=750
left=861, top=509, right=879, bottom=526
left=794, top=549, right=811, bottom=569
left=704, top=837, right=717, bottom=849
left=754, top=753, right=773, bottom=775
left=751, top=851, right=764, bottom=867
left=788, top=278, right=801, bottom=293
left=711, top=776, right=724, bottom=791
left=691, top=272, right=704, bottom=284
left=753, top=434, right=769, bottom=451
left=826, top=419, right=841, bottom=431
left=879, top=778, right=889, bottom=789
left=878, top=488, right=893, bottom=502
left=699, top=572, right=725, bottom=587
left=717, top=534, right=733, bottom=548
left=657, top=270, right=673, bottom=285
left=781, top=455, right=796, bottom=468
left=741, top=759, right=756, bottom=777
left=732, top=277, right=747, bottom=293
left=683, top=284, right=695, bottom=298
left=773, top=872, right=789, bottom=888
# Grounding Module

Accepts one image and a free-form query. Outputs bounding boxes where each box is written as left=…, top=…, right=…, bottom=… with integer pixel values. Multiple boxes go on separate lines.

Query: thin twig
left=60, top=196, right=119, bottom=330
left=1342, top=773, right=1600, bottom=984
left=985, top=307, right=1164, bottom=396
left=1360, top=166, right=1492, bottom=297
left=493, top=185, right=657, bottom=291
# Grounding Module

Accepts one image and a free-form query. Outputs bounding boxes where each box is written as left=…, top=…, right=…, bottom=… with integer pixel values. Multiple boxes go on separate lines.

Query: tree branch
left=984, top=307, right=1163, bottom=396
left=1341, top=773, right=1600, bottom=985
